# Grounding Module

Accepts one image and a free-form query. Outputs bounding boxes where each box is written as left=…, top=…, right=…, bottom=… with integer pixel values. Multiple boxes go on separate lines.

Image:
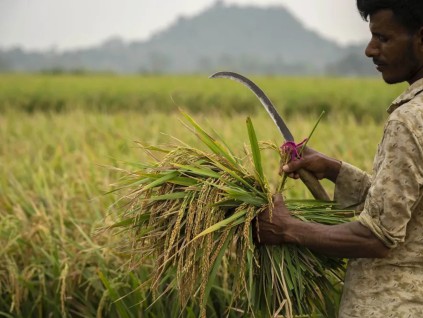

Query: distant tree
left=0, top=56, right=11, bottom=72
left=197, top=56, right=214, bottom=72
left=146, top=52, right=172, bottom=74
left=326, top=53, right=377, bottom=76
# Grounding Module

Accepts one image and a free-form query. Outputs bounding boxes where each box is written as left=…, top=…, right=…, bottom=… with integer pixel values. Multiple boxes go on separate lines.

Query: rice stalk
left=110, top=112, right=353, bottom=317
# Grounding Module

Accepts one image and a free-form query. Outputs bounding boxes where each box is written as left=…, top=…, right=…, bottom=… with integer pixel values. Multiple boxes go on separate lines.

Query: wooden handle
left=298, top=169, right=330, bottom=201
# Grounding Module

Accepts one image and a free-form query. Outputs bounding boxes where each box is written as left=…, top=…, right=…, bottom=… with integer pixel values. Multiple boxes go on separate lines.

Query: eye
left=376, top=34, right=388, bottom=43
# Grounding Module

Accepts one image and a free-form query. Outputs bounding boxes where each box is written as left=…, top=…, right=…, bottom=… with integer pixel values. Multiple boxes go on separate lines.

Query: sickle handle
left=297, top=169, right=331, bottom=201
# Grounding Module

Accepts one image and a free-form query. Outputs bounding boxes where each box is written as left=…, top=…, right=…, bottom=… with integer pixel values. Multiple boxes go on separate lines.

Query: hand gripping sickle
left=209, top=71, right=330, bottom=201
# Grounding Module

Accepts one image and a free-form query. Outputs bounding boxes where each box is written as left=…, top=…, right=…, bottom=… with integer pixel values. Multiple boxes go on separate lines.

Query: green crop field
left=0, top=74, right=404, bottom=317
left=0, top=73, right=406, bottom=120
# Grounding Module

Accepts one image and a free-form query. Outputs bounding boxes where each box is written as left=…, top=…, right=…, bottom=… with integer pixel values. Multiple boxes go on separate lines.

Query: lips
left=376, top=64, right=386, bottom=72
left=373, top=60, right=387, bottom=72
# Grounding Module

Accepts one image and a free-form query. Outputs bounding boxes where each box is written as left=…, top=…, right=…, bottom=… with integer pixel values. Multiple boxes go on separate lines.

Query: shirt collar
left=388, top=78, right=423, bottom=114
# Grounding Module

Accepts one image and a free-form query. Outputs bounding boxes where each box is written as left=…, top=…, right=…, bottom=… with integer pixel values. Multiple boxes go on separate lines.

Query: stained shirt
left=334, top=78, right=423, bottom=318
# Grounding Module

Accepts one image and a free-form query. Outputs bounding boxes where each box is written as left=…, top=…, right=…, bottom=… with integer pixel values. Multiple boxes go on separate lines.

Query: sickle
left=210, top=71, right=330, bottom=201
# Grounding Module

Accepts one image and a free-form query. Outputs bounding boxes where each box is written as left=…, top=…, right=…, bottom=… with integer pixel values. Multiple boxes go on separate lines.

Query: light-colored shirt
left=335, top=78, right=423, bottom=318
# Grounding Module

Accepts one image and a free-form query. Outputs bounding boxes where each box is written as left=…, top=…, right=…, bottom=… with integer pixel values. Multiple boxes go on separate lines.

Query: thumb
left=282, top=157, right=306, bottom=173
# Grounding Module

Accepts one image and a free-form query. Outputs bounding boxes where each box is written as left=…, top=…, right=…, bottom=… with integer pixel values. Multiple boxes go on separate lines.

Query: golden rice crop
left=110, top=111, right=353, bottom=317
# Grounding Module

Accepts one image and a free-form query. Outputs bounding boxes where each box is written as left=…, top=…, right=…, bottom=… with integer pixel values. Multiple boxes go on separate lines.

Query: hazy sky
left=0, top=0, right=371, bottom=51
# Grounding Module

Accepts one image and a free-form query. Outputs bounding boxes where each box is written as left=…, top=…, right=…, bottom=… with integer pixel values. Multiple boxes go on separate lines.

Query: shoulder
left=387, top=95, right=423, bottom=140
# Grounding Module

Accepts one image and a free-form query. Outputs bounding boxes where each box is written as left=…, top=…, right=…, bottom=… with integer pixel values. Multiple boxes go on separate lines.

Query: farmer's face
left=365, top=9, right=423, bottom=84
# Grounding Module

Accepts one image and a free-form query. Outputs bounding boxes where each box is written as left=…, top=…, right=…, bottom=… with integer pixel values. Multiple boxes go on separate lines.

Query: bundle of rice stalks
left=110, top=112, right=352, bottom=318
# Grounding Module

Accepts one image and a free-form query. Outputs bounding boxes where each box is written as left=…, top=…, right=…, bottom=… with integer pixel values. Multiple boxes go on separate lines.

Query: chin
left=381, top=74, right=405, bottom=85
left=382, top=78, right=399, bottom=84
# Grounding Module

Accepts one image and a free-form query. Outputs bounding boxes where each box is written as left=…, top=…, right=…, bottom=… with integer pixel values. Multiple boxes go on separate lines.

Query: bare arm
left=258, top=194, right=390, bottom=259
left=282, top=219, right=389, bottom=258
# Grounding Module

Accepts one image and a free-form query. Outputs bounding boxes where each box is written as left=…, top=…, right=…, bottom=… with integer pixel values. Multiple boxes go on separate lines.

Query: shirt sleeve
left=358, top=120, right=423, bottom=248
left=334, top=162, right=372, bottom=210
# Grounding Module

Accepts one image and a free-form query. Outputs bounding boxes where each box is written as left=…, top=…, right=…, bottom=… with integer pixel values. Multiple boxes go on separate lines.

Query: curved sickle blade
left=209, top=71, right=294, bottom=142
left=209, top=71, right=331, bottom=201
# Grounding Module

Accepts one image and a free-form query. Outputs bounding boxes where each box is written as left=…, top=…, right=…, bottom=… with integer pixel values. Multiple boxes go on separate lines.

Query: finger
left=282, top=161, right=298, bottom=173
left=282, top=159, right=304, bottom=173
left=272, top=193, right=284, bottom=206
left=284, top=172, right=300, bottom=179
left=301, top=146, right=314, bottom=156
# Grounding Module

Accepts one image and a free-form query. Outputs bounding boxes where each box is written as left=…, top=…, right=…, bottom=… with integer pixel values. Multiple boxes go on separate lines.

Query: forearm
left=323, top=157, right=342, bottom=183
left=283, top=220, right=389, bottom=258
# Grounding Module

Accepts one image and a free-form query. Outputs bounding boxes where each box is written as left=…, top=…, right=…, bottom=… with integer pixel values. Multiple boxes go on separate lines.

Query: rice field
left=0, top=73, right=406, bottom=120
left=0, top=74, right=402, bottom=317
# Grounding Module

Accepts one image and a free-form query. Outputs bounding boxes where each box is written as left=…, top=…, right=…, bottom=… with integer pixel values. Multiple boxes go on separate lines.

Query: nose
left=365, top=38, right=380, bottom=58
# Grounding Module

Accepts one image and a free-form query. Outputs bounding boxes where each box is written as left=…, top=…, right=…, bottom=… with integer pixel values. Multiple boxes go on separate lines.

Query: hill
left=0, top=2, right=375, bottom=75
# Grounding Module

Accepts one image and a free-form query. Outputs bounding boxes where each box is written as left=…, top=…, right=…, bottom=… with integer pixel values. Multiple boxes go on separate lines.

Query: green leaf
left=299, top=110, right=325, bottom=156
left=223, top=187, right=266, bottom=206
left=202, top=228, right=234, bottom=308
left=141, top=171, right=180, bottom=191
left=98, top=271, right=130, bottom=318
left=109, top=217, right=136, bottom=229
left=246, top=117, right=264, bottom=182
left=193, top=209, right=248, bottom=240
left=148, top=192, right=187, bottom=201
left=173, top=163, right=221, bottom=179
left=181, top=110, right=238, bottom=166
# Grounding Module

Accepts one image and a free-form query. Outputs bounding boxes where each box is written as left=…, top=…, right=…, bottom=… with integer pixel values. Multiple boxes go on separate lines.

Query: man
left=258, top=0, right=423, bottom=317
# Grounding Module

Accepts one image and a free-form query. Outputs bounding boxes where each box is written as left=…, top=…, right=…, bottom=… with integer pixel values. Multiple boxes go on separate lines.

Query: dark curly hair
left=357, top=0, right=423, bottom=32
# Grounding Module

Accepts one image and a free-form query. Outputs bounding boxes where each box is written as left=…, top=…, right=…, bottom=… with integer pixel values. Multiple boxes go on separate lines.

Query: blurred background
left=0, top=0, right=375, bottom=75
